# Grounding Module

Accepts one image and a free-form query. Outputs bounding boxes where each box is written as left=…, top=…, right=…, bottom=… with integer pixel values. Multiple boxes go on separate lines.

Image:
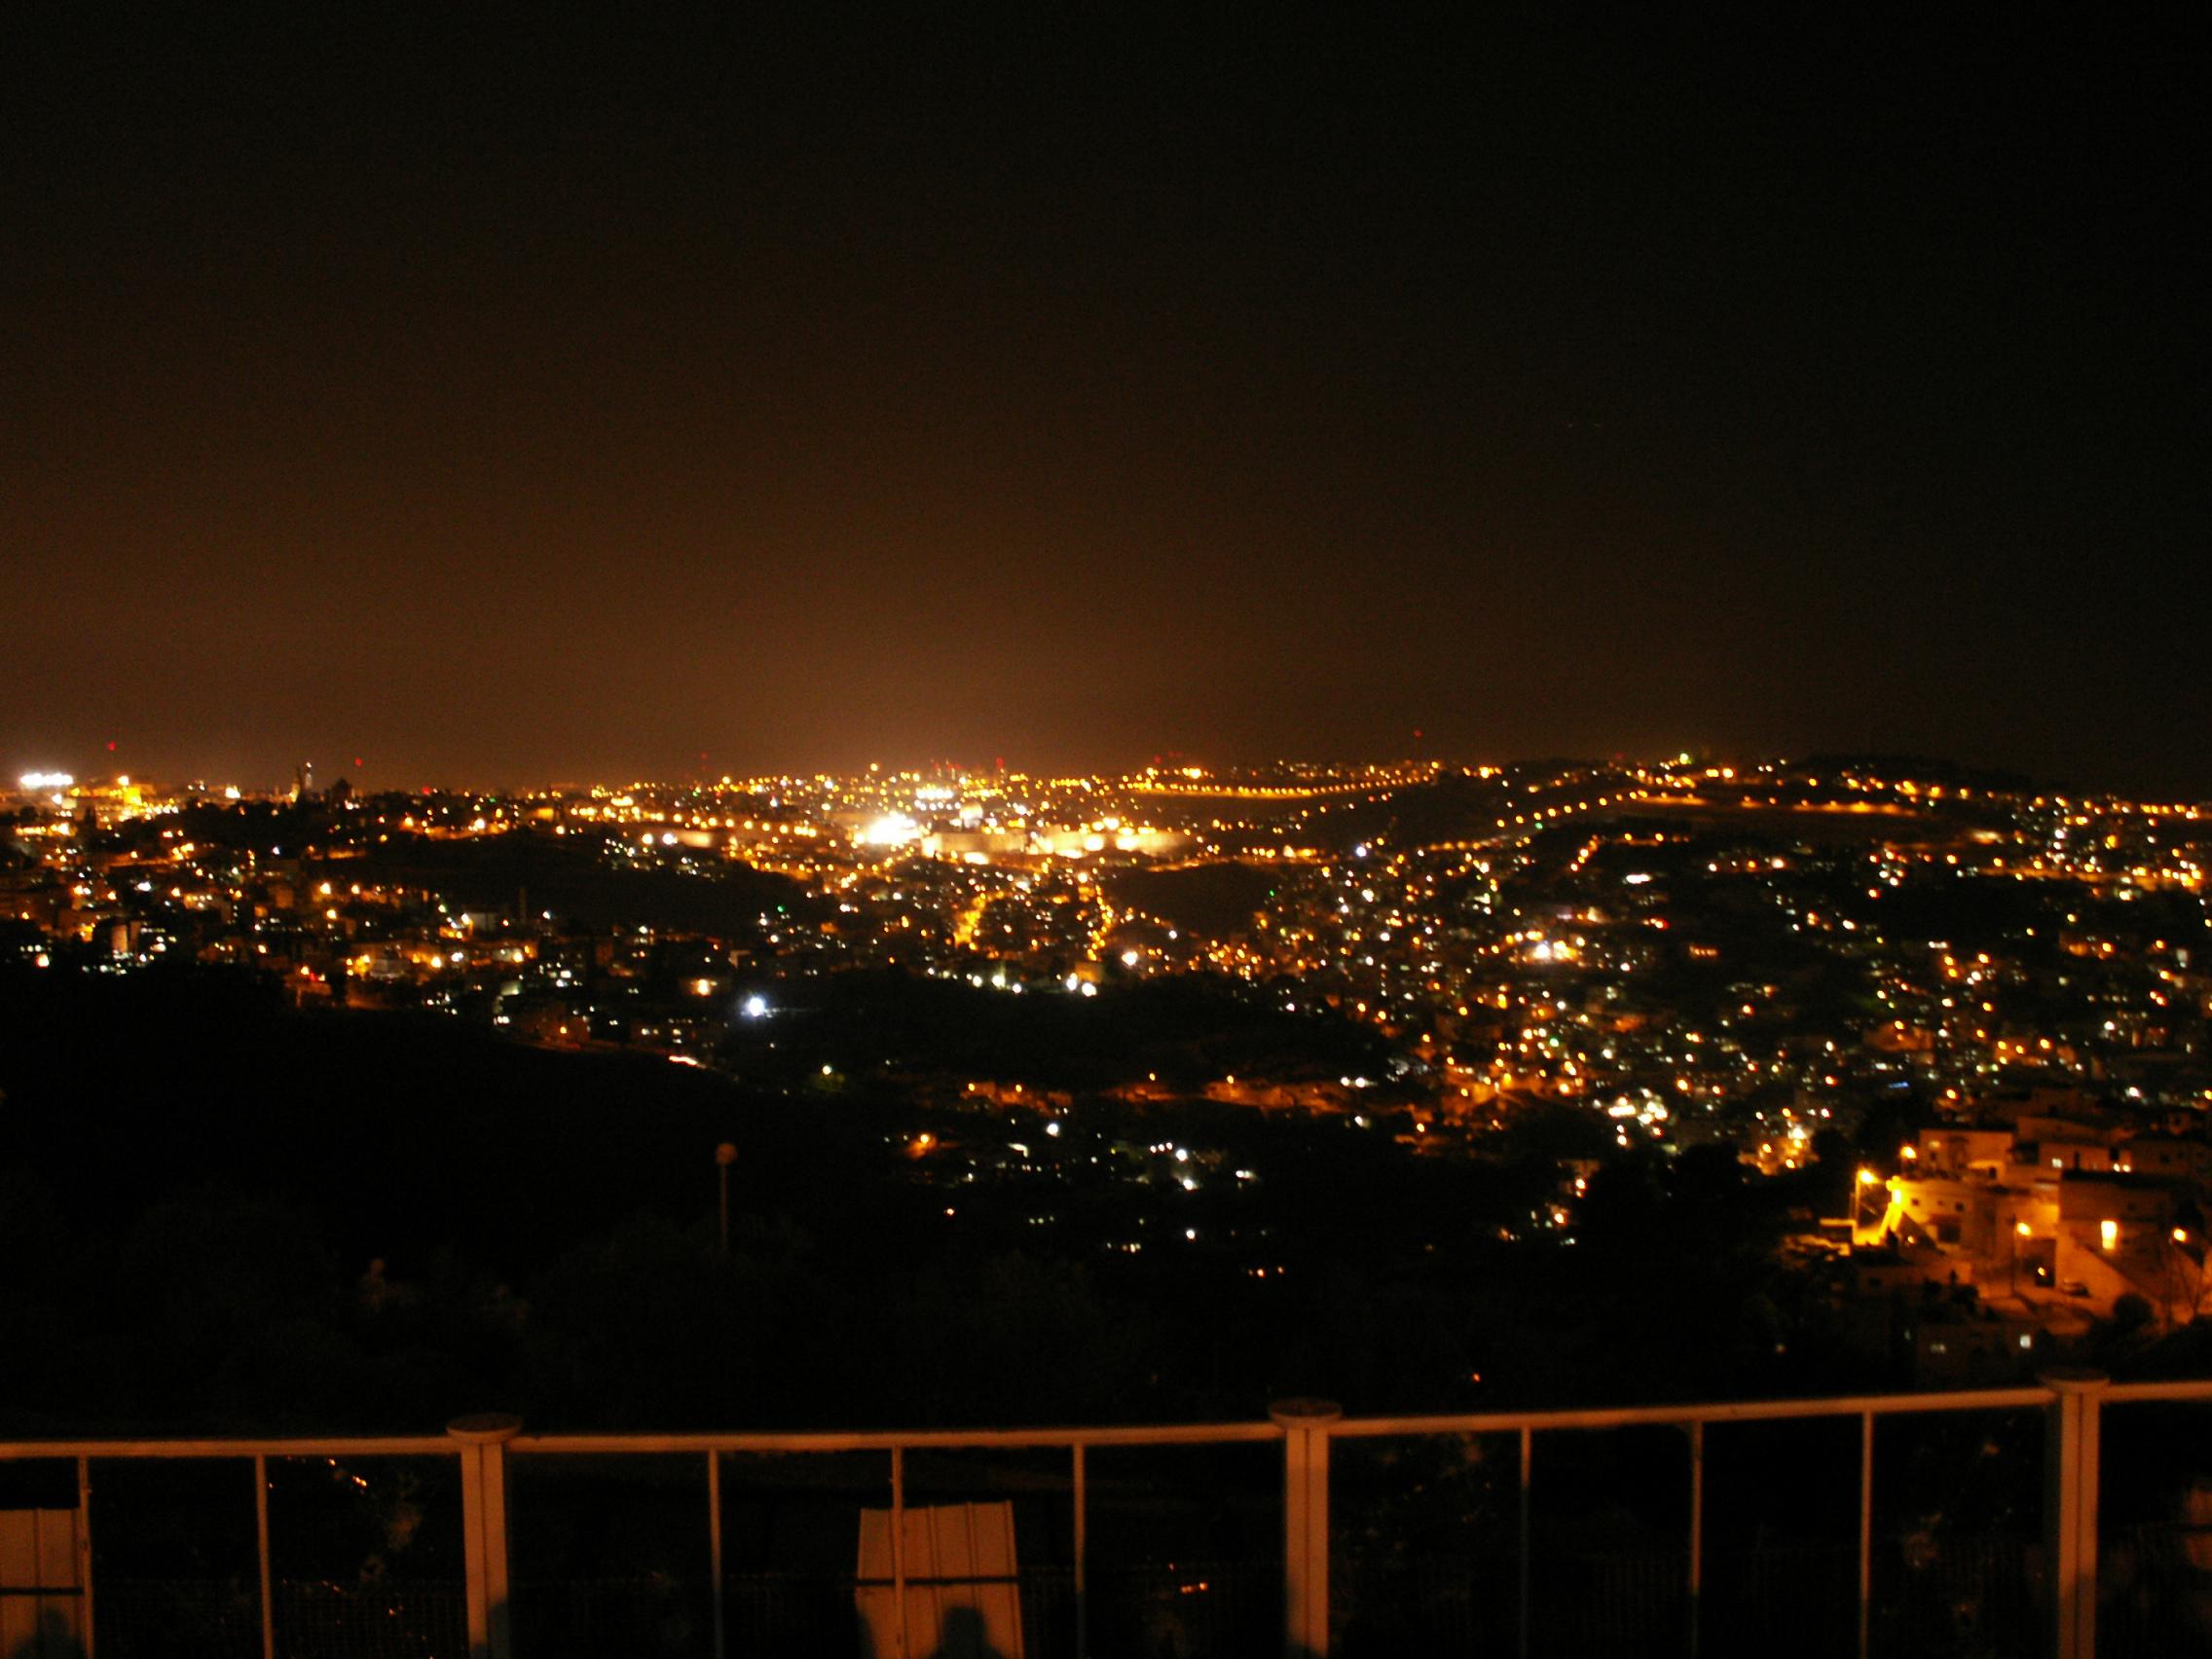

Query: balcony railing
left=4, top=1371, right=2208, bottom=1659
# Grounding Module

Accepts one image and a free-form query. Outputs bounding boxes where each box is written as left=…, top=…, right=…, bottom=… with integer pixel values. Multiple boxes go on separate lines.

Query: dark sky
left=4, top=13, right=2203, bottom=793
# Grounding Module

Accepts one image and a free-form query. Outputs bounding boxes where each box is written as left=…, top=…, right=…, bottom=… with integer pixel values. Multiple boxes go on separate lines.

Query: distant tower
left=294, top=760, right=314, bottom=801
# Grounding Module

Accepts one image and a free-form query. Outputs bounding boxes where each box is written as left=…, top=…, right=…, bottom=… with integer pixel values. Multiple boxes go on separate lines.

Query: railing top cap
left=1269, top=1397, right=1344, bottom=1428
left=446, top=1413, right=524, bottom=1444
left=2037, top=1367, right=2111, bottom=1393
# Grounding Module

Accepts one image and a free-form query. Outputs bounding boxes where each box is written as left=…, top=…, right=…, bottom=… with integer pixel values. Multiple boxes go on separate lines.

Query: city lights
left=4, top=746, right=2205, bottom=1362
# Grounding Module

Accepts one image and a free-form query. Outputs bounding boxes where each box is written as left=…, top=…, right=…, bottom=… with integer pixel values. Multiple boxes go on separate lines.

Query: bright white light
left=742, top=994, right=769, bottom=1019
left=18, top=772, right=73, bottom=791
left=1120, top=949, right=1140, bottom=968
left=1078, top=981, right=1098, bottom=998
left=1045, top=1121, right=1061, bottom=1137
left=860, top=813, right=922, bottom=847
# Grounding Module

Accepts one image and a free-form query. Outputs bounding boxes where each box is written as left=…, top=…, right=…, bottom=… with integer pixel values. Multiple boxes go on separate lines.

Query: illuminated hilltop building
left=1859, top=1121, right=2194, bottom=1324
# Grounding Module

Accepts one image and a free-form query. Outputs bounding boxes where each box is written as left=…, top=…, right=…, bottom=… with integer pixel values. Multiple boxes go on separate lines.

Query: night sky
left=4, top=13, right=2203, bottom=793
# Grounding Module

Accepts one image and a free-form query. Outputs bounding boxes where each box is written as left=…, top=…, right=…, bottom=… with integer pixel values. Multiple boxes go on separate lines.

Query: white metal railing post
left=891, top=1444, right=908, bottom=1659
left=1271, top=1398, right=1340, bottom=1657
left=77, top=1456, right=95, bottom=1659
left=2041, top=1369, right=2108, bottom=1659
left=254, top=1454, right=276, bottom=1659
left=449, top=1414, right=523, bottom=1659
left=1685, top=1420, right=1703, bottom=1659
left=1857, top=1410, right=1874, bottom=1659
left=1517, top=1425, right=1531, bottom=1659
left=1072, top=1442, right=1088, bottom=1659
left=707, top=1450, right=725, bottom=1659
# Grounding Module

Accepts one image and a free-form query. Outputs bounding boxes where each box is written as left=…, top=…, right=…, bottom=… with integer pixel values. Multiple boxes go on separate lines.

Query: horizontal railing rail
left=6, top=1373, right=2211, bottom=1659
left=1326, top=1382, right=2056, bottom=1437
left=507, top=1419, right=1285, bottom=1454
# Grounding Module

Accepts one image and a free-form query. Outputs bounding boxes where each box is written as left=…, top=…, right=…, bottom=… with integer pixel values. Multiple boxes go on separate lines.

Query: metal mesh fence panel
left=272, top=1578, right=465, bottom=1659
left=88, top=1579, right=261, bottom=1659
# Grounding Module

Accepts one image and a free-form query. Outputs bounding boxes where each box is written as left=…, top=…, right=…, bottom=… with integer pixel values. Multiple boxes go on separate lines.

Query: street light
left=716, top=1142, right=738, bottom=1256
left=2011, top=1219, right=2032, bottom=1299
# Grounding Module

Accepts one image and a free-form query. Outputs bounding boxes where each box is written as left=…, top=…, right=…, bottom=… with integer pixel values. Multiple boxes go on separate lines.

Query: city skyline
left=5, top=741, right=2207, bottom=808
